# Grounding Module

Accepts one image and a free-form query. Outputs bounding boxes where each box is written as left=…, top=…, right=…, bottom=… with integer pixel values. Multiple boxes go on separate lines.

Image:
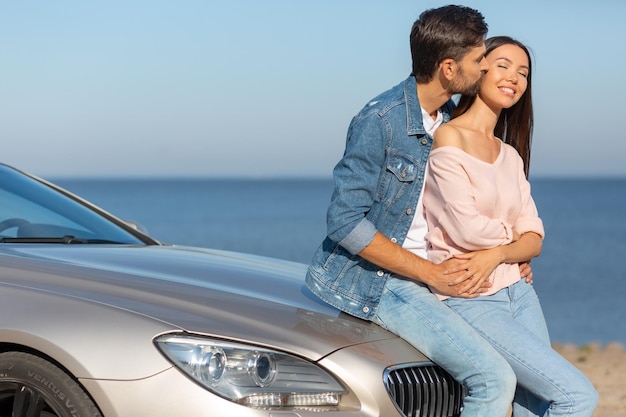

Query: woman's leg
left=444, top=280, right=598, bottom=417
left=374, top=277, right=516, bottom=417
left=508, top=280, right=551, bottom=417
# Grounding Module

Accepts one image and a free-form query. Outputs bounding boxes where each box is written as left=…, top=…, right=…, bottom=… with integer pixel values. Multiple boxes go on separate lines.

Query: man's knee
left=493, top=363, right=516, bottom=398
left=469, top=357, right=516, bottom=401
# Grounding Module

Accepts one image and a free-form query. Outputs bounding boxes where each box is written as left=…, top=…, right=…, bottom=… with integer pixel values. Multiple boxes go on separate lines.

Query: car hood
left=0, top=244, right=394, bottom=359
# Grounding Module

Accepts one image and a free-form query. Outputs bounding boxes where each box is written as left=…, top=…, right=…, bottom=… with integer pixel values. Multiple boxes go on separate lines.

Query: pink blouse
left=423, top=144, right=544, bottom=299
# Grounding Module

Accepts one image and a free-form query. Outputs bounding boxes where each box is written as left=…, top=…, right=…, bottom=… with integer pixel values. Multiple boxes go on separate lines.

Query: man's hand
left=519, top=261, right=533, bottom=284
left=427, top=257, right=492, bottom=298
left=441, top=249, right=503, bottom=296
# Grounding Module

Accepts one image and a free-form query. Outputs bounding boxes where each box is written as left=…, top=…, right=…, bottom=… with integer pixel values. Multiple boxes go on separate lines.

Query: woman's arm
left=501, top=230, right=542, bottom=263
left=448, top=231, right=542, bottom=294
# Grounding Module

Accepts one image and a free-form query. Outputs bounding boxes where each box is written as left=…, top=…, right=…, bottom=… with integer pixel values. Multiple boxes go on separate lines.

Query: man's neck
left=416, top=81, right=452, bottom=120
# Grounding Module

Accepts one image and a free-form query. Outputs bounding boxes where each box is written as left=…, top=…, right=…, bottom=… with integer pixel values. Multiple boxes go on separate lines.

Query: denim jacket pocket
left=379, top=149, right=418, bottom=205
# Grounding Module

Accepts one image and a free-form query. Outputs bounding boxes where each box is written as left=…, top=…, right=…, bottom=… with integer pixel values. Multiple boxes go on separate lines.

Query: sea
left=54, top=177, right=626, bottom=347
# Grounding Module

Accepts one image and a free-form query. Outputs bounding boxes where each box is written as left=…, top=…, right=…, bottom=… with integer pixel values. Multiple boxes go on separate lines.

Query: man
left=306, top=5, right=526, bottom=416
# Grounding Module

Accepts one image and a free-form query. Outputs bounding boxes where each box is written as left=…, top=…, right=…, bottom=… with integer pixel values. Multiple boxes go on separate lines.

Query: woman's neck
left=458, top=97, right=501, bottom=137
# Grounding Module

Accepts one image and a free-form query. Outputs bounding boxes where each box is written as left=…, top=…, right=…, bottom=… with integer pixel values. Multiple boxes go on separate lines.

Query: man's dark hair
left=410, top=5, right=488, bottom=83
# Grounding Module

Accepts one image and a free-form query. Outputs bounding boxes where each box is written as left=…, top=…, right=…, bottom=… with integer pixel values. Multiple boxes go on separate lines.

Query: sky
left=1, top=0, right=625, bottom=179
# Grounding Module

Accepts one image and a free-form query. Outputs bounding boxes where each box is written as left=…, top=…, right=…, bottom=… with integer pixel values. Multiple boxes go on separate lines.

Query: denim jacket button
left=406, top=208, right=412, bottom=215
left=390, top=237, right=397, bottom=243
left=376, top=270, right=384, bottom=277
left=362, top=306, right=370, bottom=313
left=421, top=138, right=428, bottom=145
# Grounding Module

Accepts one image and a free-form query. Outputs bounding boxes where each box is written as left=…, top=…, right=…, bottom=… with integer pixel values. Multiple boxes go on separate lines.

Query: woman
left=423, top=36, right=598, bottom=416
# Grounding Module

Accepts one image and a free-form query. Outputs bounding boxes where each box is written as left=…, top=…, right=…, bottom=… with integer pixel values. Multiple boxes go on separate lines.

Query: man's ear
left=440, top=58, right=458, bottom=81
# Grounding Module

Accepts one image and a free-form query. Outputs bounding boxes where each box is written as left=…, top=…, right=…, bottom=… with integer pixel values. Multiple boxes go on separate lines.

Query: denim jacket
left=306, top=76, right=455, bottom=320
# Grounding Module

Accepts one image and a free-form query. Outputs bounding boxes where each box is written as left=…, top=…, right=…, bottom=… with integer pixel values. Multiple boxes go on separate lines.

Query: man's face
left=447, top=44, right=488, bottom=96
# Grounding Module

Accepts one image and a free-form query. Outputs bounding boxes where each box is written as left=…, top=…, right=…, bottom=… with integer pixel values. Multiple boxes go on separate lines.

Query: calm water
left=56, top=177, right=626, bottom=346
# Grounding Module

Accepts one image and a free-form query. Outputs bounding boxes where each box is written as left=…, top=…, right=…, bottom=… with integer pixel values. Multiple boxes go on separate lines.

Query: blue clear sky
left=2, top=1, right=624, bottom=179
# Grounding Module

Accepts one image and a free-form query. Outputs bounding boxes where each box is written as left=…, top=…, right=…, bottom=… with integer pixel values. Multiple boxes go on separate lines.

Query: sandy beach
left=553, top=342, right=626, bottom=417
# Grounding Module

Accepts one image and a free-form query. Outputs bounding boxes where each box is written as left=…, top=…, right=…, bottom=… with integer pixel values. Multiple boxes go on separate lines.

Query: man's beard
left=447, top=68, right=483, bottom=96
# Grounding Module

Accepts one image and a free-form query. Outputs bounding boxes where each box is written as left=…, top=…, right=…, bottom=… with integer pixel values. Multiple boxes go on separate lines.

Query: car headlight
left=154, top=334, right=346, bottom=409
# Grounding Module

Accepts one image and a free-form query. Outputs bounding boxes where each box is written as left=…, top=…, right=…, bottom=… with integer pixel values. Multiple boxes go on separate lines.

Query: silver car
left=0, top=163, right=464, bottom=417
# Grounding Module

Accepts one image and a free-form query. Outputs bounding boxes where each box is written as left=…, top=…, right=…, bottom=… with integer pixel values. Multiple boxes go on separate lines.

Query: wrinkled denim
left=374, top=277, right=516, bottom=417
left=444, top=280, right=598, bottom=417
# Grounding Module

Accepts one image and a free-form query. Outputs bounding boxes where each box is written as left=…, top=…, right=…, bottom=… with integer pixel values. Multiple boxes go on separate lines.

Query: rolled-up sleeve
left=326, top=110, right=386, bottom=255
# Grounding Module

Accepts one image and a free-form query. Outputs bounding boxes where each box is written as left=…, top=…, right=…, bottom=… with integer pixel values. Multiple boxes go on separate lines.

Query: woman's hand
left=443, top=248, right=503, bottom=295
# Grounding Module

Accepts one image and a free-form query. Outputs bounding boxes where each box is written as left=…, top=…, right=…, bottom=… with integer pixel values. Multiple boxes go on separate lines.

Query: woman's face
left=480, top=44, right=530, bottom=109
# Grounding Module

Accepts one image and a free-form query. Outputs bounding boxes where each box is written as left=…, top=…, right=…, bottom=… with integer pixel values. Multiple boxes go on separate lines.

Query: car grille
left=384, top=364, right=465, bottom=417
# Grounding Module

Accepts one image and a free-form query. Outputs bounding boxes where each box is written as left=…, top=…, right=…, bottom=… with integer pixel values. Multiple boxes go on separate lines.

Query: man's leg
left=373, top=277, right=516, bottom=417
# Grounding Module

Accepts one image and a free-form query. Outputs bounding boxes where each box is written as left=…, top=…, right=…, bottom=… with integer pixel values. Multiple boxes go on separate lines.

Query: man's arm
left=358, top=232, right=491, bottom=297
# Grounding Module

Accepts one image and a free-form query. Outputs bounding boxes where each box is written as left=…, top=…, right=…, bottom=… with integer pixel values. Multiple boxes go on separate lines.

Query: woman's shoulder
left=500, top=141, right=524, bottom=161
left=433, top=123, right=465, bottom=149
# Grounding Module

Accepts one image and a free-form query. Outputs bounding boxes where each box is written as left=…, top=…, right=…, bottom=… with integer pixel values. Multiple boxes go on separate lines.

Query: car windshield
left=0, top=164, right=151, bottom=245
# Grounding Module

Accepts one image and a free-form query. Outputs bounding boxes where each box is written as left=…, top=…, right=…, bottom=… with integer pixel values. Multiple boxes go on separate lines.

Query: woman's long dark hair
left=453, top=36, right=534, bottom=177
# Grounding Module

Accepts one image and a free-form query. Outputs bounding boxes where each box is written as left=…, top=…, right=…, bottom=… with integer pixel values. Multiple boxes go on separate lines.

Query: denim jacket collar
left=405, top=75, right=453, bottom=136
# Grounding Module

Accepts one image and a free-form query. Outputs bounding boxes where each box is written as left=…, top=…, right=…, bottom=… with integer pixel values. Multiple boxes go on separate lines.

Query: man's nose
left=480, top=57, right=488, bottom=72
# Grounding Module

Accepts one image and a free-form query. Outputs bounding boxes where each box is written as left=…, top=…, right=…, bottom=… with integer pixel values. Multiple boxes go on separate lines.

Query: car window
left=0, top=164, right=149, bottom=245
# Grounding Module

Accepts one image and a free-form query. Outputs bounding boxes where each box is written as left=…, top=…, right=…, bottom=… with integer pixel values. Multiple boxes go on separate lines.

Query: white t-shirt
left=401, top=108, right=443, bottom=258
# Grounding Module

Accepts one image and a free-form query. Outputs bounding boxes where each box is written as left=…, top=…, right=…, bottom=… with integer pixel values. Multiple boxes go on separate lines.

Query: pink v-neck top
left=423, top=143, right=544, bottom=299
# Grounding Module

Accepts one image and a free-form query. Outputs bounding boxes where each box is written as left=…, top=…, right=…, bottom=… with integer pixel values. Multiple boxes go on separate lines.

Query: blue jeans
left=444, top=280, right=598, bottom=417
left=373, top=277, right=516, bottom=417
